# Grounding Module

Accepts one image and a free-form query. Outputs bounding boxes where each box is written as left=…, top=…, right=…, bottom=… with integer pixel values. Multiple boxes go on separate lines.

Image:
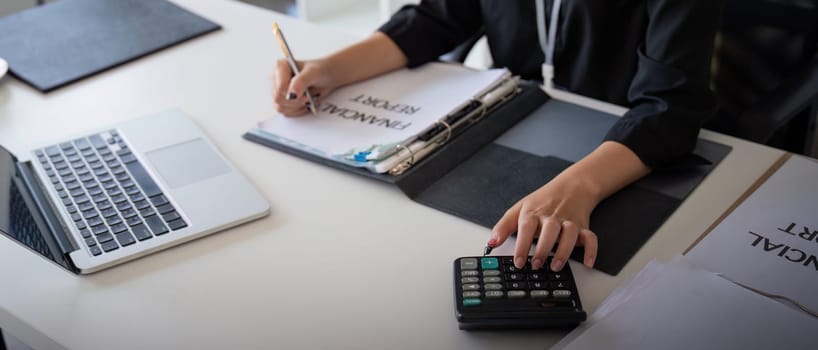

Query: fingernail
left=487, top=237, right=498, bottom=247
left=514, top=256, right=526, bottom=269
left=585, top=256, right=595, bottom=268
left=551, top=259, right=564, bottom=271
left=532, top=258, right=543, bottom=270
left=286, top=92, right=297, bottom=100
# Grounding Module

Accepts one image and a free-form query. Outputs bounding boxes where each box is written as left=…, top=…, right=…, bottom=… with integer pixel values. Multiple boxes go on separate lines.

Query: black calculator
left=453, top=256, right=586, bottom=329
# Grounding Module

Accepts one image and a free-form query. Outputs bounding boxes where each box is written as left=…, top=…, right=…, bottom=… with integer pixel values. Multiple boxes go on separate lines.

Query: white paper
left=258, top=63, right=508, bottom=156
left=0, top=57, right=7, bottom=79
left=556, top=256, right=818, bottom=350
left=686, top=155, right=818, bottom=313
left=552, top=259, right=669, bottom=350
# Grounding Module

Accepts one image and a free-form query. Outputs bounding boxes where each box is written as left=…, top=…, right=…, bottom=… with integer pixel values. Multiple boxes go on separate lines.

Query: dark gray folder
left=245, top=81, right=730, bottom=275
left=0, top=0, right=220, bottom=92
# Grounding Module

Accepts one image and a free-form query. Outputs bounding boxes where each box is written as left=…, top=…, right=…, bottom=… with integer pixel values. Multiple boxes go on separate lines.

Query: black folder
left=244, top=81, right=731, bottom=275
left=0, top=0, right=220, bottom=92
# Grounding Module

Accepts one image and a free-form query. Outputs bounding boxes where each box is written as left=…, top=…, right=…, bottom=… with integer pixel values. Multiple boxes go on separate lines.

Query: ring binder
left=250, top=63, right=513, bottom=174
left=249, top=62, right=528, bottom=175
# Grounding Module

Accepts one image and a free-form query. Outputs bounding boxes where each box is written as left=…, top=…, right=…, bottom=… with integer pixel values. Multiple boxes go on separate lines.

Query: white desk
left=0, top=0, right=785, bottom=349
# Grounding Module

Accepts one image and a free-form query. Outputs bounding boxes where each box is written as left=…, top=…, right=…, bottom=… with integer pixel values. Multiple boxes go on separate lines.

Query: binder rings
left=245, top=80, right=731, bottom=275
left=0, top=0, right=221, bottom=92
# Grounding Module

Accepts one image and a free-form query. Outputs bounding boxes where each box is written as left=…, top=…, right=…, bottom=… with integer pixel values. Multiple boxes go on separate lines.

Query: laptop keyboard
left=35, top=130, right=188, bottom=256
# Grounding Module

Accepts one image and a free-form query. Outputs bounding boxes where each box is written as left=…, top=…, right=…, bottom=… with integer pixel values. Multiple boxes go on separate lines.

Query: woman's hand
left=490, top=171, right=601, bottom=272
left=488, top=141, right=651, bottom=271
left=271, top=32, right=409, bottom=117
left=273, top=59, right=338, bottom=117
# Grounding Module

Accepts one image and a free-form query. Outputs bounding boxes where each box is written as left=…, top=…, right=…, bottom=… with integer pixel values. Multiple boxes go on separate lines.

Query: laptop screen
left=0, top=146, right=73, bottom=271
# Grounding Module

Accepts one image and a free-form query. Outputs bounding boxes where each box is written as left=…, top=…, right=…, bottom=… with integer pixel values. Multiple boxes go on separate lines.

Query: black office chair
left=705, top=0, right=818, bottom=156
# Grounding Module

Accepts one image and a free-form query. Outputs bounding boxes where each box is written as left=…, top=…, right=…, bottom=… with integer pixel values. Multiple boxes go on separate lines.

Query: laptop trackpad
left=145, top=139, right=231, bottom=189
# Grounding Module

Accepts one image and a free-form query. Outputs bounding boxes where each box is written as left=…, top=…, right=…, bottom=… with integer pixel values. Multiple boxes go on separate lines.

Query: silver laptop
left=0, top=110, right=269, bottom=274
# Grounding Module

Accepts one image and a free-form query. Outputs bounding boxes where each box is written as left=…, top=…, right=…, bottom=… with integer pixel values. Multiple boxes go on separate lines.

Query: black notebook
left=0, top=0, right=220, bottom=92
left=245, top=81, right=731, bottom=275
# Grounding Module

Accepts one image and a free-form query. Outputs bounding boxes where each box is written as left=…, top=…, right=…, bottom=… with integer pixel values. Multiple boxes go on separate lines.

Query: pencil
left=273, top=22, right=318, bottom=115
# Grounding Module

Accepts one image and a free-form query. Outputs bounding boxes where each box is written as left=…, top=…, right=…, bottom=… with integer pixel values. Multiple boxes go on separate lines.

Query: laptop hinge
left=16, top=161, right=79, bottom=261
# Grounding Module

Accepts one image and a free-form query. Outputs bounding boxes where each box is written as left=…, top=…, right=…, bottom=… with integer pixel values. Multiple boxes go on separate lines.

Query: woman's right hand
left=272, top=32, right=409, bottom=116
left=273, top=59, right=339, bottom=117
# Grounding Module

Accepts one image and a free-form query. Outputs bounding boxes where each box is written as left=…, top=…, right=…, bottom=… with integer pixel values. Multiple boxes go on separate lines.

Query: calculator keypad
left=454, top=256, right=586, bottom=329
left=459, top=257, right=574, bottom=303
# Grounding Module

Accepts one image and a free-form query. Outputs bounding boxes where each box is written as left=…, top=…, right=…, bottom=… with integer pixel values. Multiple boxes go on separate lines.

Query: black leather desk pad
left=0, top=0, right=220, bottom=92
left=413, top=100, right=731, bottom=275
left=414, top=145, right=681, bottom=276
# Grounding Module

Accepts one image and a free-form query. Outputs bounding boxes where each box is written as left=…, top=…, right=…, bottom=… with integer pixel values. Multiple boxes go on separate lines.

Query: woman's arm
left=605, top=0, right=724, bottom=167
left=491, top=0, right=723, bottom=271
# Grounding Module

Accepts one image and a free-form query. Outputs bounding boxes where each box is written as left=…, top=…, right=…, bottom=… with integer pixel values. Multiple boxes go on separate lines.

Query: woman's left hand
left=487, top=141, right=652, bottom=272
left=489, top=173, right=600, bottom=272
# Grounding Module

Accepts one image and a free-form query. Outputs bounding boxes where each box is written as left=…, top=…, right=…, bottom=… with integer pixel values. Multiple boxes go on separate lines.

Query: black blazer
left=379, top=0, right=724, bottom=168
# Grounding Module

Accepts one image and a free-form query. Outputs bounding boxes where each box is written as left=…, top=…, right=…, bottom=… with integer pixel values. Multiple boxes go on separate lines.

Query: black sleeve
left=604, top=0, right=724, bottom=168
left=378, top=0, right=484, bottom=68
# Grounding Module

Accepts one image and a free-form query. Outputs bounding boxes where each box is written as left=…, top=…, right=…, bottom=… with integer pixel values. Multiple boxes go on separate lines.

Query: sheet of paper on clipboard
left=252, top=62, right=514, bottom=173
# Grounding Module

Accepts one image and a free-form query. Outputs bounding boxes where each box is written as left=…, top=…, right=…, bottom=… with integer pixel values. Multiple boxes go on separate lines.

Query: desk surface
left=0, top=1, right=785, bottom=349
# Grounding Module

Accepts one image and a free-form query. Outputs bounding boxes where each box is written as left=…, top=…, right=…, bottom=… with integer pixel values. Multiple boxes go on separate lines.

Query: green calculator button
left=481, top=257, right=499, bottom=270
left=480, top=258, right=500, bottom=270
left=463, top=298, right=481, bottom=307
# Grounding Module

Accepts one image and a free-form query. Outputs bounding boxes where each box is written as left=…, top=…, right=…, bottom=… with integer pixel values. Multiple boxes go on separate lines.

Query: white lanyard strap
left=535, top=0, right=562, bottom=66
left=534, top=0, right=630, bottom=116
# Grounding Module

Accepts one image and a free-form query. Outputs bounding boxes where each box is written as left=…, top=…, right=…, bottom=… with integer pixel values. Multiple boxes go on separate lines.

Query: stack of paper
left=553, top=256, right=818, bottom=349
left=685, top=155, right=818, bottom=313
left=555, top=156, right=818, bottom=349
left=251, top=62, right=513, bottom=173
